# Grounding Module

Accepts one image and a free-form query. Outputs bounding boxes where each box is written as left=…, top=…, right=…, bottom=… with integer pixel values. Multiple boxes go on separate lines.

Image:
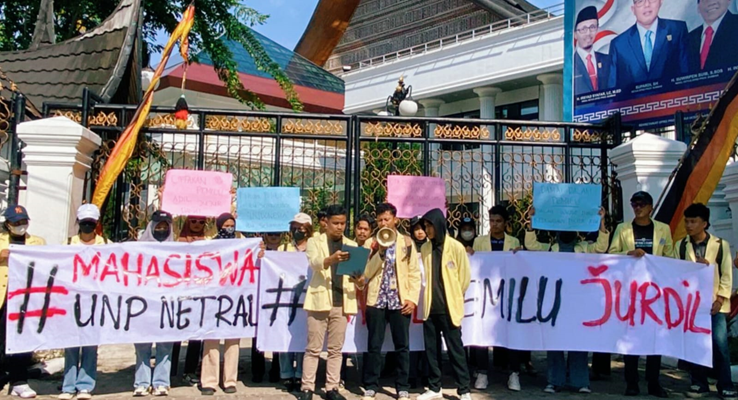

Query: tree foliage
left=0, top=0, right=303, bottom=111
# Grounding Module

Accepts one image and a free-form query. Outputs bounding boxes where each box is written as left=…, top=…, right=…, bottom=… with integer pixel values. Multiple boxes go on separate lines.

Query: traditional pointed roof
left=0, top=0, right=142, bottom=109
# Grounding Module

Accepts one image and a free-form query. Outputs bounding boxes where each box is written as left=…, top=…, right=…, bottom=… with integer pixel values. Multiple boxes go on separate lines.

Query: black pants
left=251, top=336, right=279, bottom=382
left=0, top=304, right=32, bottom=386
left=492, top=347, right=523, bottom=373
left=171, top=340, right=202, bottom=376
left=624, top=355, right=661, bottom=386
left=469, top=347, right=489, bottom=374
left=363, top=306, right=411, bottom=392
left=423, top=314, right=471, bottom=395
left=592, top=352, right=611, bottom=376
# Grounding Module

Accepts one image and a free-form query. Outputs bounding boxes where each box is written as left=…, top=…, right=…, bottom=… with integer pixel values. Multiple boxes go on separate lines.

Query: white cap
left=291, top=212, right=312, bottom=225
left=77, top=204, right=100, bottom=222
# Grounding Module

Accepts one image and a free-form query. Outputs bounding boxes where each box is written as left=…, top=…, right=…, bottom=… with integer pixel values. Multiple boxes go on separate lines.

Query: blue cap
left=4, top=205, right=30, bottom=223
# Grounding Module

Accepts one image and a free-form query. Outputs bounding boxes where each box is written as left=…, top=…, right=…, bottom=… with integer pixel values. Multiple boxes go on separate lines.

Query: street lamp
left=382, top=76, right=417, bottom=116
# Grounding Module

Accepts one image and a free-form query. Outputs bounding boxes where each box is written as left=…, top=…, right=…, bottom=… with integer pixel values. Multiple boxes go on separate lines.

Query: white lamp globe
left=398, top=99, right=418, bottom=116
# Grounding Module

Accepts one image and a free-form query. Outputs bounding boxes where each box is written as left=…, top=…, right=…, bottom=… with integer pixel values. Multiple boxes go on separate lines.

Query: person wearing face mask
left=133, top=211, right=175, bottom=397
left=0, top=205, right=45, bottom=399
left=253, top=231, right=284, bottom=384
left=60, top=204, right=108, bottom=400
left=457, top=218, right=477, bottom=253
left=200, top=213, right=241, bottom=396
left=524, top=205, right=609, bottom=395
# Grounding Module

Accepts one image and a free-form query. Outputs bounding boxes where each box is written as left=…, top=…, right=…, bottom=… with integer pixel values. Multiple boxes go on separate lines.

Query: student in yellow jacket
left=416, top=208, right=472, bottom=400
left=358, top=203, right=420, bottom=400
left=299, top=205, right=359, bottom=400
left=676, top=204, right=737, bottom=399
left=0, top=205, right=46, bottom=399
left=609, top=191, right=674, bottom=398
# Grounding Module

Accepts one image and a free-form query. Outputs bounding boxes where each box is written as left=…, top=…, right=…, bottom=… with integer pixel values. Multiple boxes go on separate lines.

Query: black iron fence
left=41, top=101, right=624, bottom=242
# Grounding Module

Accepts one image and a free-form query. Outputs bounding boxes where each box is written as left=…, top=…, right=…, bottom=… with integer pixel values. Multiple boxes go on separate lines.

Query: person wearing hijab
left=133, top=211, right=175, bottom=396
left=0, top=205, right=45, bottom=399
left=410, top=217, right=427, bottom=253
left=200, top=213, right=240, bottom=395
left=417, top=209, right=472, bottom=400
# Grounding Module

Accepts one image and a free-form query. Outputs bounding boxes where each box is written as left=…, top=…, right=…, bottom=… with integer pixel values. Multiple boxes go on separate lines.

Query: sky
left=150, top=0, right=561, bottom=67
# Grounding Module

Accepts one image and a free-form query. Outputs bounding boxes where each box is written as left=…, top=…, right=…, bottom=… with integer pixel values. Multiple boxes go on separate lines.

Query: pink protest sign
left=161, top=169, right=233, bottom=217
left=387, top=175, right=447, bottom=218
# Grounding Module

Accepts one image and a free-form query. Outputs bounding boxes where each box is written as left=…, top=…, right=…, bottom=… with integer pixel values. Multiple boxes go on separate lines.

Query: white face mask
left=460, top=230, right=475, bottom=241
left=9, top=224, right=28, bottom=236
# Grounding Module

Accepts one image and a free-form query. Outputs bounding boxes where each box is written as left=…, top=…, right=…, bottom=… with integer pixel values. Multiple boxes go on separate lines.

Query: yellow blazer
left=68, top=234, right=109, bottom=245
left=0, top=233, right=47, bottom=309
left=609, top=219, right=675, bottom=258
left=472, top=233, right=520, bottom=252
left=360, top=237, right=374, bottom=250
left=421, top=236, right=471, bottom=327
left=364, top=233, right=421, bottom=307
left=304, top=233, right=359, bottom=314
left=524, top=230, right=610, bottom=253
left=675, top=235, right=733, bottom=313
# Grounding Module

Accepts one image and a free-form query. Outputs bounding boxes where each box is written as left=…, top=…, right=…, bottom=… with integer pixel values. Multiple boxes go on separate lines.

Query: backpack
left=679, top=237, right=724, bottom=279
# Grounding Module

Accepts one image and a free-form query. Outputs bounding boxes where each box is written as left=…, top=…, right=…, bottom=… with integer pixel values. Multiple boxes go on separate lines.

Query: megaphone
left=376, top=227, right=397, bottom=248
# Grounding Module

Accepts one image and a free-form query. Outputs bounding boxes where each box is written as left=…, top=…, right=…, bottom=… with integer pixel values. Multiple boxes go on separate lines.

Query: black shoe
left=625, top=384, right=641, bottom=396
left=200, top=388, right=215, bottom=396
left=290, top=379, right=300, bottom=392
left=648, top=384, right=669, bottom=398
left=409, top=378, right=418, bottom=389
left=326, top=388, right=347, bottom=400
left=223, top=386, right=237, bottom=394
left=298, top=390, right=314, bottom=400
left=282, top=380, right=294, bottom=392
left=252, top=375, right=263, bottom=384
left=720, top=389, right=738, bottom=399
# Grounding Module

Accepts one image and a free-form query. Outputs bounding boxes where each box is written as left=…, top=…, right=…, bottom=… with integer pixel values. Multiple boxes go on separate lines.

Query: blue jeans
left=279, top=352, right=303, bottom=379
left=547, top=351, right=589, bottom=389
left=134, top=343, right=174, bottom=389
left=63, top=346, right=98, bottom=393
left=691, top=313, right=735, bottom=393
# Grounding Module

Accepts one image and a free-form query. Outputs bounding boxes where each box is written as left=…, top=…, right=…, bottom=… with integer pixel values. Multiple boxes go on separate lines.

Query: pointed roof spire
left=29, top=0, right=56, bottom=50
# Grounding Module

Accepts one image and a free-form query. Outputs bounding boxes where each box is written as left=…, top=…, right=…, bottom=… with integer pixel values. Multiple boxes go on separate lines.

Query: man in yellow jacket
left=676, top=204, right=737, bottom=399
left=300, top=205, right=358, bottom=400
left=359, top=203, right=420, bottom=400
left=417, top=208, right=472, bottom=400
left=0, top=205, right=46, bottom=398
left=609, top=191, right=674, bottom=398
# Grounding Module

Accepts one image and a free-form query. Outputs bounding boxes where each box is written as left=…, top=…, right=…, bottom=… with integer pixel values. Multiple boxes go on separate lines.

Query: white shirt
left=577, top=47, right=598, bottom=77
left=636, top=18, right=659, bottom=57
left=701, top=12, right=726, bottom=48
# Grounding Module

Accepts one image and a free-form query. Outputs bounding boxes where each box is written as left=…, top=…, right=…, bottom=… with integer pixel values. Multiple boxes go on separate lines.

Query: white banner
left=5, top=239, right=261, bottom=354
left=256, top=252, right=425, bottom=353
left=462, top=252, right=714, bottom=367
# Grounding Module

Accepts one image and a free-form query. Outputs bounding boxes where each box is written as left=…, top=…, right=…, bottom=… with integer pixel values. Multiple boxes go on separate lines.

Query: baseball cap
left=4, top=205, right=30, bottom=223
left=152, top=210, right=173, bottom=224
left=630, top=191, right=653, bottom=205
left=291, top=212, right=312, bottom=225
left=77, top=204, right=100, bottom=222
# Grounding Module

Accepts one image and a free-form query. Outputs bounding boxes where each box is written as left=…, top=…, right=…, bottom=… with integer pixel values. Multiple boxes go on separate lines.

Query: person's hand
left=696, top=257, right=711, bottom=266
left=527, top=206, right=536, bottom=219
left=257, top=249, right=265, bottom=259
left=325, top=250, right=350, bottom=268
left=599, top=207, right=606, bottom=218
left=0, top=249, right=9, bottom=261
left=401, top=300, right=416, bottom=315
left=628, top=249, right=647, bottom=257
left=350, top=274, right=366, bottom=288
left=512, top=246, right=523, bottom=254
left=712, top=299, right=723, bottom=315
left=466, top=246, right=474, bottom=256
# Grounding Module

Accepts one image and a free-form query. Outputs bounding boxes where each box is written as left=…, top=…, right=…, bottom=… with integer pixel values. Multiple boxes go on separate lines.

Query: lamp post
left=379, top=76, right=418, bottom=116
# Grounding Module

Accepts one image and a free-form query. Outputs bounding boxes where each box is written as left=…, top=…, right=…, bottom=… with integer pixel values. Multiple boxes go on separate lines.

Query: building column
left=537, top=73, right=563, bottom=121
left=472, top=87, right=502, bottom=234
left=473, top=87, right=502, bottom=119
left=17, top=116, right=102, bottom=244
left=610, top=133, right=687, bottom=222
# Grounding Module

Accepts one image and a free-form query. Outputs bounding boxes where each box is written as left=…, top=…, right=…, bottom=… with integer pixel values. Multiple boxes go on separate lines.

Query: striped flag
left=654, top=71, right=738, bottom=241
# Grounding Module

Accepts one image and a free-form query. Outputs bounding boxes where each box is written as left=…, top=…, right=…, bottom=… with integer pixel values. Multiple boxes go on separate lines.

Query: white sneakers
left=416, top=389, right=443, bottom=400
left=508, top=372, right=521, bottom=391
left=459, top=394, right=473, bottom=400
left=11, top=385, right=37, bottom=398
left=58, top=393, right=74, bottom=400
left=473, top=373, right=488, bottom=390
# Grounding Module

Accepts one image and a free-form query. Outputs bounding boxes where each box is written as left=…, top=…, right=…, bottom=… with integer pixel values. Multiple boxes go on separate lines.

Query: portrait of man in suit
left=573, top=6, right=615, bottom=96
left=609, top=0, right=689, bottom=89
left=688, top=0, right=738, bottom=72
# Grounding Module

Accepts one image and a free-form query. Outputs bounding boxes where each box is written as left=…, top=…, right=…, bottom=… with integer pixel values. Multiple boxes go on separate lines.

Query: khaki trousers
left=301, top=307, right=348, bottom=391
left=201, top=339, right=240, bottom=390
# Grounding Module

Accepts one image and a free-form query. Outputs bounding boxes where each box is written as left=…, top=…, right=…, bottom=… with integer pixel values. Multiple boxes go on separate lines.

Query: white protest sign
left=5, top=239, right=261, bottom=354
left=257, top=252, right=425, bottom=353
left=462, top=251, right=714, bottom=367
left=532, top=182, right=601, bottom=232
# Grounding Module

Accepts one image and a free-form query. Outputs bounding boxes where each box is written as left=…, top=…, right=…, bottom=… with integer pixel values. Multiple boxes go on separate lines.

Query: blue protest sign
left=236, top=187, right=301, bottom=233
left=532, top=183, right=601, bottom=232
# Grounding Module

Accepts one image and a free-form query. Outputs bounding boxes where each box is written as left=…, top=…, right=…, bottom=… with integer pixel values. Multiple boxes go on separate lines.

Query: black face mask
left=79, top=222, right=96, bottom=234
left=292, top=229, right=306, bottom=242
left=153, top=229, right=170, bottom=242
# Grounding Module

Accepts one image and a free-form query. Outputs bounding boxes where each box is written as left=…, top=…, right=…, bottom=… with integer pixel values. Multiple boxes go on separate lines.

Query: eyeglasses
left=630, top=202, right=649, bottom=209
left=633, top=0, right=659, bottom=7
left=190, top=220, right=206, bottom=225
left=576, top=25, right=598, bottom=34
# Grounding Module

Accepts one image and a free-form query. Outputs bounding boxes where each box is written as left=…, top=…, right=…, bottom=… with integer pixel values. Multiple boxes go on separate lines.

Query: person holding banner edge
left=60, top=204, right=109, bottom=400
left=609, top=191, right=675, bottom=398
left=358, top=203, right=420, bottom=400
left=675, top=204, right=737, bottom=399
left=299, top=204, right=360, bottom=400
left=416, top=208, right=473, bottom=400
left=525, top=205, right=610, bottom=395
left=254, top=231, right=284, bottom=384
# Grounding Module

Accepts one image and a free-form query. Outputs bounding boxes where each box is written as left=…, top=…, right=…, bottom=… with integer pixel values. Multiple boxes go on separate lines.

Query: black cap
left=152, top=210, right=173, bottom=224
left=410, top=215, right=423, bottom=227
left=459, top=217, right=476, bottom=229
left=576, top=6, right=598, bottom=26
left=630, top=191, right=653, bottom=205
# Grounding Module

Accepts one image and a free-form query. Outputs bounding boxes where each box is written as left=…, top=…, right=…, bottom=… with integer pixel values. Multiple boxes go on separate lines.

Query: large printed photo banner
left=463, top=251, right=714, bottom=367
left=566, top=0, right=738, bottom=128
left=5, top=239, right=261, bottom=354
left=256, top=252, right=426, bottom=353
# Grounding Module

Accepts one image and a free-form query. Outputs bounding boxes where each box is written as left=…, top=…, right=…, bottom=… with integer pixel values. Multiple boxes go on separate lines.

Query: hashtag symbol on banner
left=262, top=275, right=307, bottom=327
left=7, top=262, right=69, bottom=334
